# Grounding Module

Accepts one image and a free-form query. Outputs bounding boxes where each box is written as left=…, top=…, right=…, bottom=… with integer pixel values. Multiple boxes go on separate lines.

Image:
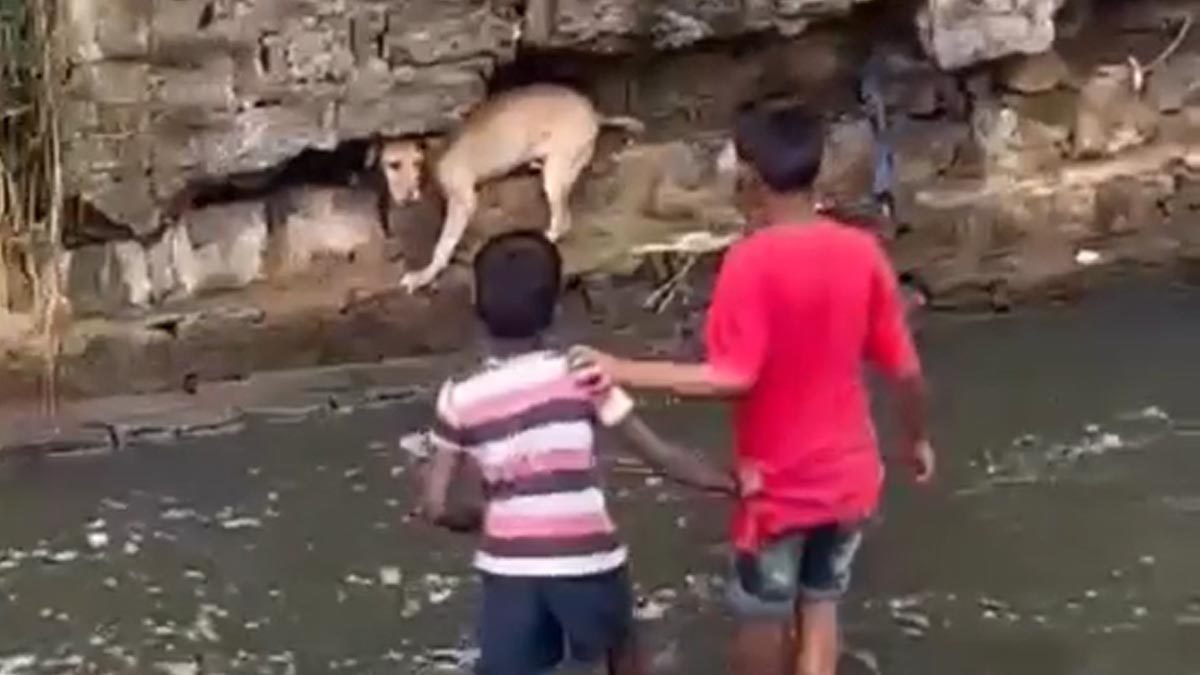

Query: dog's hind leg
left=542, top=139, right=595, bottom=243
left=400, top=173, right=477, bottom=292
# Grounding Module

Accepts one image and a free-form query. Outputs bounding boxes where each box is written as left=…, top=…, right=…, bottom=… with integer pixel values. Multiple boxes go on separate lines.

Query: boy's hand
left=568, top=345, right=619, bottom=396
left=735, top=464, right=763, bottom=498
left=906, top=439, right=936, bottom=484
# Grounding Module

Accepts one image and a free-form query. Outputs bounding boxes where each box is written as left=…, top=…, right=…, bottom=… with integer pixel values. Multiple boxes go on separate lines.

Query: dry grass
left=2, top=0, right=69, bottom=413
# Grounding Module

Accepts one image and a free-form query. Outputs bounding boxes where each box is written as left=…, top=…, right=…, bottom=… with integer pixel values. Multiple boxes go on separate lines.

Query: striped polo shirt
left=430, top=350, right=627, bottom=577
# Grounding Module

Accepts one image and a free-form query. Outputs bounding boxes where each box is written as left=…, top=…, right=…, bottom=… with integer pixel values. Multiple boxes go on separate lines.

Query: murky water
left=3, top=280, right=1200, bottom=674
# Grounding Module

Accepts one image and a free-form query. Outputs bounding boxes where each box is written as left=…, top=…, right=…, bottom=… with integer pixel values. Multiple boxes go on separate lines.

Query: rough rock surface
left=59, top=0, right=875, bottom=237
left=7, top=0, right=1198, bottom=405
left=917, top=0, right=1067, bottom=70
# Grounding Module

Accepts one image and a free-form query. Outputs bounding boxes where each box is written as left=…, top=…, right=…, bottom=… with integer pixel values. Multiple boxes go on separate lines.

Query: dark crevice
left=197, top=2, right=215, bottom=30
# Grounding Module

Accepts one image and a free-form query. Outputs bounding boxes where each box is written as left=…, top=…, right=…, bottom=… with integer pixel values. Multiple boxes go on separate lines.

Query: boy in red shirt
left=572, top=102, right=934, bottom=675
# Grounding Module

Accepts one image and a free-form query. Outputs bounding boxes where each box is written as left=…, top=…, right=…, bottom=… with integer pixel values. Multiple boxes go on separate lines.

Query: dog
left=374, top=84, right=645, bottom=292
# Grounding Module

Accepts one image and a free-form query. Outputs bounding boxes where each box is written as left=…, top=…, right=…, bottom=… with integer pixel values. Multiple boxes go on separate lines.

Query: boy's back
left=433, top=349, right=626, bottom=577
left=706, top=219, right=919, bottom=546
left=421, top=230, right=732, bottom=675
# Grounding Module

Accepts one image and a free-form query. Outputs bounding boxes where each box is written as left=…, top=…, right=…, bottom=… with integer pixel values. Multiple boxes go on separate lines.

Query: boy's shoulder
left=439, top=349, right=571, bottom=403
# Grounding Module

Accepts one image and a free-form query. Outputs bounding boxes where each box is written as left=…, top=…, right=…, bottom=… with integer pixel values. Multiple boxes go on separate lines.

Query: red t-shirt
left=704, top=220, right=921, bottom=551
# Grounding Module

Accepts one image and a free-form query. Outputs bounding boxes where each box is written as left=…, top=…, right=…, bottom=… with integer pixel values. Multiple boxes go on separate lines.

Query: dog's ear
left=421, top=135, right=447, bottom=157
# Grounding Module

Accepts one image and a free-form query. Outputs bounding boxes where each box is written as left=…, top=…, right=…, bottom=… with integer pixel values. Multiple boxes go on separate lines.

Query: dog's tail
left=600, top=115, right=646, bottom=135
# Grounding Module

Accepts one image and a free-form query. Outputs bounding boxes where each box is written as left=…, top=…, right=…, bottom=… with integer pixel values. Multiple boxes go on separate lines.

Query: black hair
left=733, top=101, right=825, bottom=193
left=473, top=230, right=563, bottom=339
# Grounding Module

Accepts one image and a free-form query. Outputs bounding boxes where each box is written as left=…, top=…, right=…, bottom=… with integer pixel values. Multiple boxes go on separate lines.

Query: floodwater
left=3, top=280, right=1200, bottom=674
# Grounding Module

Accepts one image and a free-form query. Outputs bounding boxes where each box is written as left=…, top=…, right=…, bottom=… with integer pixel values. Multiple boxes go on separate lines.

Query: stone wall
left=9, top=0, right=1199, bottom=402
left=59, top=0, right=888, bottom=239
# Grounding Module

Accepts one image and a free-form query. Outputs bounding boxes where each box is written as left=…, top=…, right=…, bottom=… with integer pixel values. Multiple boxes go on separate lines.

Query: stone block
left=68, top=62, right=151, bottom=105
left=151, top=0, right=218, bottom=41
left=336, top=71, right=485, bottom=138
left=283, top=21, right=354, bottom=82
left=190, top=104, right=336, bottom=176
left=153, top=60, right=237, bottom=110
left=66, top=243, right=125, bottom=316
left=917, top=0, right=1066, bottom=70
left=385, top=5, right=517, bottom=67
left=89, top=104, right=149, bottom=136
left=971, top=102, right=1069, bottom=177
left=892, top=120, right=971, bottom=187
left=815, top=117, right=875, bottom=204
left=542, top=0, right=864, bottom=52
left=1093, top=174, right=1174, bottom=236
left=93, top=0, right=151, bottom=59
left=998, top=49, right=1069, bottom=94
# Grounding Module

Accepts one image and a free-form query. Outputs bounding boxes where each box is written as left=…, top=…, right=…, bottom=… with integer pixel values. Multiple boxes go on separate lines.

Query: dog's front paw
left=400, top=269, right=434, bottom=293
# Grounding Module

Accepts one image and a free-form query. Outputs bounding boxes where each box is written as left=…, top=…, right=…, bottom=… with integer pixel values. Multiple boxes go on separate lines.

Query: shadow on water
left=2, top=280, right=1200, bottom=673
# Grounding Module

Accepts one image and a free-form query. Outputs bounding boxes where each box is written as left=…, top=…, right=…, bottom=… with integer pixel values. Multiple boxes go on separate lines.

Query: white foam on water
left=0, top=654, right=35, bottom=675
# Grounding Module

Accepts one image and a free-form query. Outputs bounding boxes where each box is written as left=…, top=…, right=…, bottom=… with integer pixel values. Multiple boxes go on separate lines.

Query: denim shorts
left=726, top=523, right=863, bottom=619
left=476, top=567, right=633, bottom=675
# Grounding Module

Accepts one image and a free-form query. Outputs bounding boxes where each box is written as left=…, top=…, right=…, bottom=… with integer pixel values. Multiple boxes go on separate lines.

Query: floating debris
left=161, top=508, right=198, bottom=521
left=415, top=646, right=480, bottom=672
left=345, top=573, right=374, bottom=587
left=0, top=655, right=36, bottom=675
left=86, top=531, right=110, bottom=549
left=44, top=550, right=79, bottom=564
left=380, top=566, right=403, bottom=587
left=634, top=588, right=677, bottom=621
left=891, top=610, right=932, bottom=633
left=400, top=597, right=422, bottom=619
left=422, top=574, right=460, bottom=605
left=1075, top=248, right=1102, bottom=266
left=220, top=517, right=263, bottom=531
left=399, top=431, right=433, bottom=460
left=155, top=661, right=199, bottom=675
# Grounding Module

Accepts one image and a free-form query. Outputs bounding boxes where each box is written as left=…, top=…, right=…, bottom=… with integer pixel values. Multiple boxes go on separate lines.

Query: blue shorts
left=726, top=524, right=862, bottom=619
left=477, top=567, right=633, bottom=675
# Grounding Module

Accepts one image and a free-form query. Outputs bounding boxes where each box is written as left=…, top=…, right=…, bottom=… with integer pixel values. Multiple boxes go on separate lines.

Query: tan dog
left=376, top=84, right=644, bottom=292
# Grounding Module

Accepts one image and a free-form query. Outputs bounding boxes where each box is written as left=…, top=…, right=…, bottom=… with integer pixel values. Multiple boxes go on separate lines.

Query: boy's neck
left=757, top=191, right=819, bottom=227
left=486, top=334, right=547, bottom=358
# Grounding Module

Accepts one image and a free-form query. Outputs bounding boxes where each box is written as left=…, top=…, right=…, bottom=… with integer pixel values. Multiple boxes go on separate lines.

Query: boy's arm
left=865, top=244, right=935, bottom=483
left=419, top=449, right=484, bottom=533
left=418, top=382, right=485, bottom=532
left=613, top=412, right=736, bottom=494
left=571, top=243, right=764, bottom=398
left=573, top=352, right=751, bottom=398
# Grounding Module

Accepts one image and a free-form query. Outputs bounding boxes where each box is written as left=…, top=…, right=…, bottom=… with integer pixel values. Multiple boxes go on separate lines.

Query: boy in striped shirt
left=420, top=230, right=736, bottom=675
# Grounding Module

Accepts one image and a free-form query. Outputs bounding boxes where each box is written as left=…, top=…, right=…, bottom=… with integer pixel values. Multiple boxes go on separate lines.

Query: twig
left=1129, top=12, right=1195, bottom=93
left=1145, top=13, right=1194, bottom=72
left=642, top=253, right=697, bottom=313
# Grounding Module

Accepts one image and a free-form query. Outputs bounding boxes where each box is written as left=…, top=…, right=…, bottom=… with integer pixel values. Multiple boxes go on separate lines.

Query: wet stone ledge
left=0, top=360, right=438, bottom=461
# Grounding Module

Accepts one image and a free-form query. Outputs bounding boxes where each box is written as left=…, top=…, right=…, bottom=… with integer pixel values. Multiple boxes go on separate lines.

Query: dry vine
left=1, top=0, right=70, bottom=413
left=1128, top=12, right=1195, bottom=93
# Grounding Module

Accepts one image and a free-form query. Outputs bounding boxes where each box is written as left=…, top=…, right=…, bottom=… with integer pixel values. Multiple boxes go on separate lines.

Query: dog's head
left=370, top=138, right=425, bottom=205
